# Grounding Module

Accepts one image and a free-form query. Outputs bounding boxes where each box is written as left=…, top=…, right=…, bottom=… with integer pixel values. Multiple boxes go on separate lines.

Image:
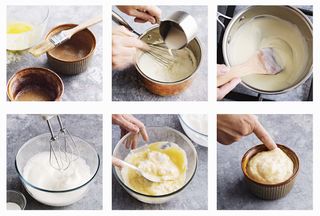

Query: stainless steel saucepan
left=218, top=6, right=313, bottom=95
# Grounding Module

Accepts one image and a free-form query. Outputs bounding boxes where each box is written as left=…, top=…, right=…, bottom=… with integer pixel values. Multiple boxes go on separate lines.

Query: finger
left=143, top=6, right=161, bottom=22
left=121, top=37, right=149, bottom=50
left=253, top=120, right=277, bottom=150
left=217, top=78, right=241, bottom=100
left=115, top=115, right=140, bottom=133
left=125, top=137, right=131, bottom=149
left=112, top=55, right=136, bottom=70
left=131, top=133, right=139, bottom=149
left=113, top=26, right=136, bottom=37
left=123, top=115, right=149, bottom=141
left=131, top=9, right=156, bottom=23
left=123, top=115, right=144, bottom=128
left=120, top=127, right=128, bottom=138
left=112, top=46, right=136, bottom=58
left=217, top=64, right=230, bottom=76
left=140, top=127, right=149, bottom=142
left=134, top=17, right=148, bottom=23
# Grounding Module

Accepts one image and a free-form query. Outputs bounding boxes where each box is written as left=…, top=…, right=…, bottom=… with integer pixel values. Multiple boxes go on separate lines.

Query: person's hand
left=112, top=114, right=149, bottom=149
left=117, top=5, right=161, bottom=24
left=112, top=26, right=149, bottom=70
left=217, top=64, right=241, bottom=100
left=217, top=114, right=277, bottom=150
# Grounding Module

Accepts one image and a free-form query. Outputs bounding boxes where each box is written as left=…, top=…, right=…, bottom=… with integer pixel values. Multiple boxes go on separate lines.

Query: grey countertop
left=7, top=6, right=102, bottom=101
left=112, top=114, right=208, bottom=210
left=217, top=5, right=313, bottom=101
left=112, top=6, right=208, bottom=101
left=217, top=114, right=312, bottom=210
left=7, top=114, right=102, bottom=210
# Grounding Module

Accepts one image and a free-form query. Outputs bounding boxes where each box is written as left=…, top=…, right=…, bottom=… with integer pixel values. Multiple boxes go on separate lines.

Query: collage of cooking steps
left=2, top=0, right=319, bottom=216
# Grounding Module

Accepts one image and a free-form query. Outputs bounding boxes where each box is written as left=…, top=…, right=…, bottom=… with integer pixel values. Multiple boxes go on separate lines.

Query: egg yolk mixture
left=247, top=148, right=294, bottom=184
left=7, top=22, right=33, bottom=34
left=121, top=142, right=187, bottom=196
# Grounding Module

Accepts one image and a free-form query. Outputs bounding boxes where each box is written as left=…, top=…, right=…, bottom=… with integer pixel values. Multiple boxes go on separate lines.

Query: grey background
left=7, top=6, right=103, bottom=101
left=217, top=5, right=313, bottom=101
left=217, top=114, right=313, bottom=210
left=7, top=114, right=102, bottom=210
left=112, top=6, right=208, bottom=101
left=112, top=114, right=208, bottom=210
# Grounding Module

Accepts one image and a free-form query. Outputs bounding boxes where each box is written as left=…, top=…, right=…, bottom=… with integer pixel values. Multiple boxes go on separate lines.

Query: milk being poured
left=164, top=25, right=186, bottom=50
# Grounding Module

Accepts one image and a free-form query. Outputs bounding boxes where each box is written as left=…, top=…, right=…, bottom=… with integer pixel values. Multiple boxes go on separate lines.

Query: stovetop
left=217, top=5, right=313, bottom=101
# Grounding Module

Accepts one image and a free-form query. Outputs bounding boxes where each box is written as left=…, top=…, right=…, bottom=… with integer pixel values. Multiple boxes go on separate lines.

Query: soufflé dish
left=241, top=144, right=299, bottom=200
left=46, top=24, right=96, bottom=75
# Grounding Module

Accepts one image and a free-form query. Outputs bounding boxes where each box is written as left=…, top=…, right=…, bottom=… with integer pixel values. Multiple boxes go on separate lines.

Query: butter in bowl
left=241, top=144, right=299, bottom=200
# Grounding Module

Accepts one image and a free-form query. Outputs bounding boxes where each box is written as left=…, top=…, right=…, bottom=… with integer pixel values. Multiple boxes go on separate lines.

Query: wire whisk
left=144, top=42, right=177, bottom=67
left=43, top=115, right=80, bottom=171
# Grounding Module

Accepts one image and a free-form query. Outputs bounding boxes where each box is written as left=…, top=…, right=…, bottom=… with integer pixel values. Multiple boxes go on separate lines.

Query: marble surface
left=112, top=6, right=208, bottom=101
left=217, top=5, right=313, bottom=101
left=7, top=114, right=102, bottom=210
left=7, top=6, right=103, bottom=101
left=217, top=114, right=313, bottom=210
left=112, top=114, right=208, bottom=210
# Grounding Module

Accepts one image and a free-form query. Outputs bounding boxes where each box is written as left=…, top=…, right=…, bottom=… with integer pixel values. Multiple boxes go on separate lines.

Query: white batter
left=7, top=202, right=21, bottom=210
left=137, top=47, right=197, bottom=82
left=181, top=114, right=208, bottom=135
left=22, top=151, right=91, bottom=206
left=247, top=148, right=294, bottom=184
left=228, top=15, right=309, bottom=91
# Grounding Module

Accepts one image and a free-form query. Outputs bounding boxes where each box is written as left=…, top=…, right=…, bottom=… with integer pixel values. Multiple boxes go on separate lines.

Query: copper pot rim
left=134, top=26, right=202, bottom=85
left=7, top=67, right=64, bottom=101
left=45, top=23, right=96, bottom=63
left=241, top=144, right=300, bottom=187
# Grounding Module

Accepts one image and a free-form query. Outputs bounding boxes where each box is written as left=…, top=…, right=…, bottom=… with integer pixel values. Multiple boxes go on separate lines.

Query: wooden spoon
left=218, top=48, right=284, bottom=87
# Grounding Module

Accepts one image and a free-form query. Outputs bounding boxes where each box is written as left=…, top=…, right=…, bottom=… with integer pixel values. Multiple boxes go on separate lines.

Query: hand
left=217, top=114, right=277, bottom=150
left=112, top=26, right=149, bottom=70
left=217, top=64, right=241, bottom=100
left=112, top=114, right=149, bottom=149
left=117, top=6, right=161, bottom=24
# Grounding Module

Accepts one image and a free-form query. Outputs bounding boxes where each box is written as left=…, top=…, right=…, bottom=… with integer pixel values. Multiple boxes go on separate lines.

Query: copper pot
left=135, top=26, right=202, bottom=96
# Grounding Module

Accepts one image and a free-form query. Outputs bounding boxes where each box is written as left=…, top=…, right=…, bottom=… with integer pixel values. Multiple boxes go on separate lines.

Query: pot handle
left=112, top=10, right=141, bottom=36
left=217, top=12, right=232, bottom=29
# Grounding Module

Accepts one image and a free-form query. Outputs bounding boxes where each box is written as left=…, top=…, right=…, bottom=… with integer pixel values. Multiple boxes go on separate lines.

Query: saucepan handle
left=217, top=11, right=232, bottom=29
left=112, top=10, right=141, bottom=36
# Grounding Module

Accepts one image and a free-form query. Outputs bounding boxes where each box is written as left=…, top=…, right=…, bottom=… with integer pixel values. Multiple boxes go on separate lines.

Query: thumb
left=217, top=64, right=230, bottom=76
left=217, top=78, right=241, bottom=100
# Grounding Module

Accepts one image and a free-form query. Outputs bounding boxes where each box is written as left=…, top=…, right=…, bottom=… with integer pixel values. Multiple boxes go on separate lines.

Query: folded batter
left=121, top=142, right=187, bottom=195
left=228, top=15, right=309, bottom=91
left=247, top=148, right=294, bottom=184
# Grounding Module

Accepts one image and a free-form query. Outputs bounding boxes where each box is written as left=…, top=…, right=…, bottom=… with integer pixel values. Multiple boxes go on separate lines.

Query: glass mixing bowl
left=113, top=126, right=198, bottom=204
left=7, top=6, right=49, bottom=51
left=15, top=133, right=100, bottom=206
left=178, top=114, right=208, bottom=147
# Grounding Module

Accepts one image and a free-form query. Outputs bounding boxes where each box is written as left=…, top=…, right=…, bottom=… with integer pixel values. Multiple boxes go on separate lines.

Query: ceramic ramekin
left=241, top=144, right=299, bottom=200
left=46, top=24, right=96, bottom=75
left=7, top=67, right=64, bottom=101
